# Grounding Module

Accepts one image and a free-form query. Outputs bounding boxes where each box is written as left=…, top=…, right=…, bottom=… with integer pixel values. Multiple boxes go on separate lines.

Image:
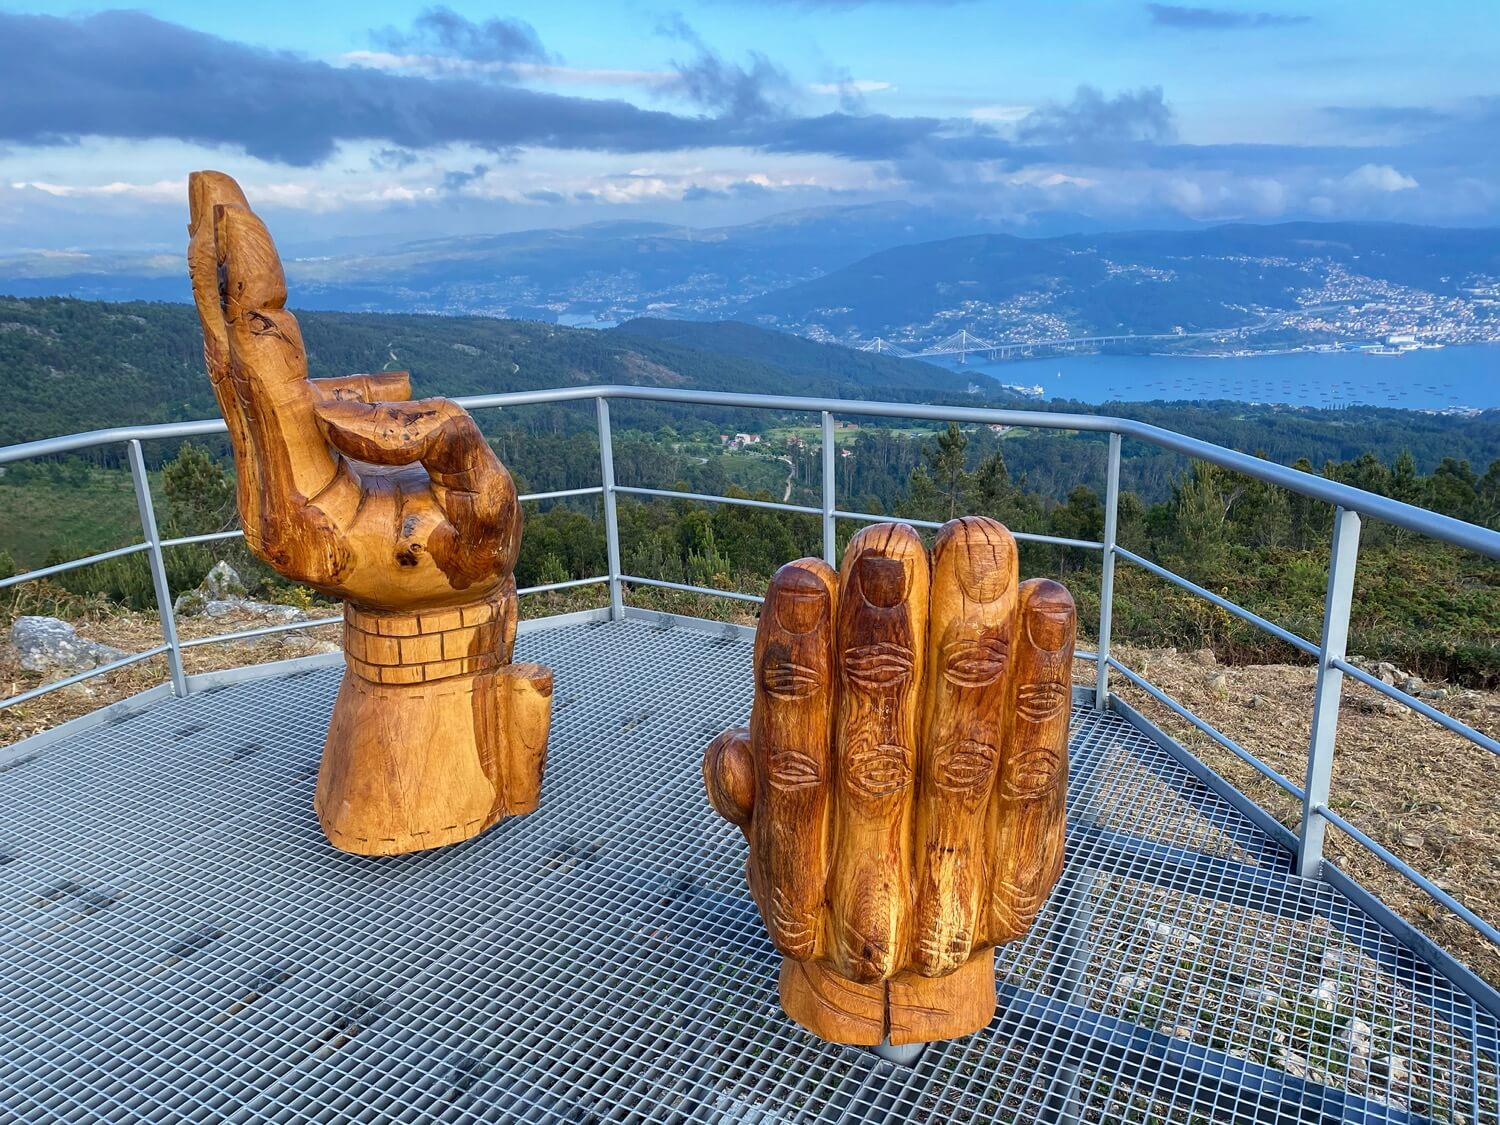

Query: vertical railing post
left=595, top=397, right=624, bottom=621
left=820, top=411, right=837, bottom=566
left=1297, top=505, right=1361, bottom=877
left=1094, top=432, right=1122, bottom=710
left=128, top=439, right=187, bottom=696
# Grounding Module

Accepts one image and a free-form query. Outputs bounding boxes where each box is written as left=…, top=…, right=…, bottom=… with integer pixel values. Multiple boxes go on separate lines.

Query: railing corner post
left=128, top=439, right=187, bottom=697
left=1297, top=505, right=1361, bottom=878
left=1094, top=432, right=1122, bottom=710
left=595, top=397, right=624, bottom=621
left=820, top=410, right=837, bottom=566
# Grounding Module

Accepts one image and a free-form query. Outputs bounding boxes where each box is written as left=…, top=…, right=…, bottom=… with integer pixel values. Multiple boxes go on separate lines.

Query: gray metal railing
left=2, top=383, right=1498, bottom=957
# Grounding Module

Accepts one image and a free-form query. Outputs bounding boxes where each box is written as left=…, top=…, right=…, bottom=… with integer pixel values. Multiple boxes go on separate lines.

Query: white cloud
left=807, top=79, right=894, bottom=95
left=968, top=104, right=1034, bottom=124
left=11, top=179, right=183, bottom=202
left=339, top=50, right=677, bottom=89
left=1339, top=163, right=1418, bottom=193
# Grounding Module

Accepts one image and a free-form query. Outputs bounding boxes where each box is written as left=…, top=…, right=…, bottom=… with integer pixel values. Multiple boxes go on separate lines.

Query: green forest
left=4, top=417, right=1496, bottom=687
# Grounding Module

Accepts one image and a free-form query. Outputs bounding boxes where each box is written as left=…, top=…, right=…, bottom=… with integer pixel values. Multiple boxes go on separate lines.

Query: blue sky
left=2, top=1, right=1498, bottom=250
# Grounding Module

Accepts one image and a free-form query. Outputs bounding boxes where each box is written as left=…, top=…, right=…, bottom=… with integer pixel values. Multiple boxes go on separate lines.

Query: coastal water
left=948, top=346, right=1500, bottom=411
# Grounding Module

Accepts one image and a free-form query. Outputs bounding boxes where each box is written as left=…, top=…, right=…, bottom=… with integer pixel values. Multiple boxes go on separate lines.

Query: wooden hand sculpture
left=186, top=171, right=552, bottom=856
left=704, top=518, right=1074, bottom=1046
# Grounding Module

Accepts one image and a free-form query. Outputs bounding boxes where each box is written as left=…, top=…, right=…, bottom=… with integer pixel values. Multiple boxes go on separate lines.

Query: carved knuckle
left=766, top=749, right=822, bottom=792
left=930, top=738, right=998, bottom=797
left=1015, top=680, right=1069, bottom=723
left=939, top=627, right=1009, bottom=688
left=842, top=641, right=915, bottom=689
left=843, top=742, right=913, bottom=801
left=760, top=655, right=823, bottom=700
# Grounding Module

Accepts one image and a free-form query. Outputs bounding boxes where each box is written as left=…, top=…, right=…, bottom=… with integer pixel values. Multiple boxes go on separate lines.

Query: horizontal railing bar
left=160, top=529, right=244, bottom=548
left=178, top=615, right=342, bottom=649
left=518, top=486, right=604, bottom=502
left=0, top=645, right=169, bottom=710
left=516, top=576, right=608, bottom=595
left=621, top=575, right=766, bottom=603
left=835, top=508, right=1104, bottom=550
left=1315, top=803, right=1500, bottom=946
left=615, top=486, right=821, bottom=516
left=8, top=385, right=1496, bottom=557
left=1332, top=658, right=1500, bottom=756
left=1107, top=656, right=1306, bottom=799
left=1012, top=532, right=1104, bottom=550
left=837, top=508, right=941, bottom=530
left=0, top=542, right=151, bottom=589
left=1115, top=546, right=1320, bottom=658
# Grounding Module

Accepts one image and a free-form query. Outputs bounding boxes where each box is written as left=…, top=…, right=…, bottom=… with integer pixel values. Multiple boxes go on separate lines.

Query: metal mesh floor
left=1, top=618, right=1495, bottom=1124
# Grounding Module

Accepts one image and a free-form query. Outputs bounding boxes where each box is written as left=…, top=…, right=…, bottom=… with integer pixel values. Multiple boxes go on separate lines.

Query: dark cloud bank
left=0, top=8, right=1185, bottom=171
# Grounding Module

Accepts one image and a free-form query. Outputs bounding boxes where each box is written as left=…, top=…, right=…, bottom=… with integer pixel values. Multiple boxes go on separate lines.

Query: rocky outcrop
left=173, top=562, right=306, bottom=624
left=8, top=616, right=125, bottom=673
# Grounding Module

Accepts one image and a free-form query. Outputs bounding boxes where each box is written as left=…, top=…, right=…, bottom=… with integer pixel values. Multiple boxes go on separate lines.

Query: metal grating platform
left=0, top=618, right=1495, bottom=1124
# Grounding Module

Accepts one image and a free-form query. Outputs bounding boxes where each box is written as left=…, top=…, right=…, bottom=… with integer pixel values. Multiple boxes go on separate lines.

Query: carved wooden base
left=313, top=598, right=553, bottom=856
left=779, top=950, right=997, bottom=1046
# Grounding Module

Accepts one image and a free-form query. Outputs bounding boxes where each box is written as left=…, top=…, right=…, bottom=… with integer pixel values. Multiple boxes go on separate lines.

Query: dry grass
left=1110, top=644, right=1500, bottom=988
left=4, top=594, right=1495, bottom=988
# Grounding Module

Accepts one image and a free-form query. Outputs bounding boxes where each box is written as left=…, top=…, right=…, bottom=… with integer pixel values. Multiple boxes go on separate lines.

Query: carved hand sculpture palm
left=704, top=518, right=1074, bottom=1045
left=187, top=171, right=552, bottom=856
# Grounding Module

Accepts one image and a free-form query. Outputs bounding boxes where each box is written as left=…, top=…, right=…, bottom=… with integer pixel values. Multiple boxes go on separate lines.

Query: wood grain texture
left=831, top=523, right=928, bottom=984
left=187, top=171, right=552, bottom=856
left=704, top=518, right=1073, bottom=1045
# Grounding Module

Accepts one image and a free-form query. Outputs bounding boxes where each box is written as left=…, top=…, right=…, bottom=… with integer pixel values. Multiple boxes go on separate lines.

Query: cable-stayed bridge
left=858, top=328, right=1200, bottom=362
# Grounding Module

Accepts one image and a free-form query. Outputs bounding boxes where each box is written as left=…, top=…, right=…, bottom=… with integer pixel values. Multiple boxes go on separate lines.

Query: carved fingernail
left=951, top=520, right=1012, bottom=602
left=855, top=555, right=906, bottom=608
left=771, top=566, right=829, bottom=634
left=1025, top=583, right=1074, bottom=650
left=1026, top=607, right=1072, bottom=651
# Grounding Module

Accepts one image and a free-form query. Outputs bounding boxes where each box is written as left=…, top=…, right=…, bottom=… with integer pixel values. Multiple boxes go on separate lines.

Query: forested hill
left=3, top=294, right=1498, bottom=476
left=0, top=296, right=986, bottom=446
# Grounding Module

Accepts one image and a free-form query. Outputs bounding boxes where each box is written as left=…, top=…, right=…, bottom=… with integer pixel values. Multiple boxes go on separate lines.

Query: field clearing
left=0, top=471, right=167, bottom=568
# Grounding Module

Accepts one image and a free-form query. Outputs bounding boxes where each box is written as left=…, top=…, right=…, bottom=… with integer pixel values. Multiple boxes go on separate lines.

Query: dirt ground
left=3, top=595, right=1495, bottom=988
left=1103, top=644, right=1500, bottom=989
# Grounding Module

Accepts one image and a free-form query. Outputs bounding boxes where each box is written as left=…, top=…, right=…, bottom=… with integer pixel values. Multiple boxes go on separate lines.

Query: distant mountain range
left=743, top=222, right=1500, bottom=341
left=4, top=205, right=1500, bottom=354
left=0, top=201, right=1035, bottom=314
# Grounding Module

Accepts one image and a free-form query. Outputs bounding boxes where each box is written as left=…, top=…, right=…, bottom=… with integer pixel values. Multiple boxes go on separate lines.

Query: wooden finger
left=316, top=396, right=520, bottom=587
left=987, top=579, right=1074, bottom=944
left=491, top=662, right=554, bottom=818
left=829, top=523, right=928, bottom=983
left=911, top=516, right=1018, bottom=976
left=214, top=202, right=343, bottom=519
left=309, top=372, right=413, bottom=403
left=704, top=728, right=754, bottom=830
left=749, top=558, right=838, bottom=962
left=187, top=172, right=264, bottom=550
